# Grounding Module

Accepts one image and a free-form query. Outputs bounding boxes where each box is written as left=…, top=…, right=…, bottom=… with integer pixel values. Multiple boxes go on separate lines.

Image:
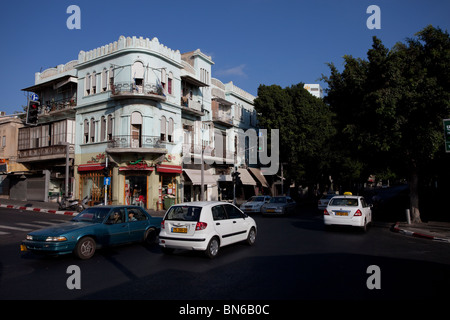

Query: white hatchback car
left=323, top=195, right=372, bottom=231
left=159, top=201, right=257, bottom=258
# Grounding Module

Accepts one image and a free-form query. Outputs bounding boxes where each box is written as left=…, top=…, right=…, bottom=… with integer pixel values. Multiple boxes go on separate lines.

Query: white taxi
left=159, top=201, right=257, bottom=258
left=323, top=194, right=372, bottom=231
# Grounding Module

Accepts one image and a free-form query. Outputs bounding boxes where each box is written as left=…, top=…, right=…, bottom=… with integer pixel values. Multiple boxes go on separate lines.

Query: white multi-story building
left=304, top=84, right=324, bottom=99
left=21, top=35, right=266, bottom=208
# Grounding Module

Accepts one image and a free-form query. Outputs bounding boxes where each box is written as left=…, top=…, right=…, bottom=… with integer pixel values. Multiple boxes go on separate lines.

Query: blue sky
left=0, top=0, right=449, bottom=115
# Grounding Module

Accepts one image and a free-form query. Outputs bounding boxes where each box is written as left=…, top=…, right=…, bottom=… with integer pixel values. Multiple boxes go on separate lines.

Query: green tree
left=254, top=83, right=335, bottom=194
left=323, top=25, right=450, bottom=223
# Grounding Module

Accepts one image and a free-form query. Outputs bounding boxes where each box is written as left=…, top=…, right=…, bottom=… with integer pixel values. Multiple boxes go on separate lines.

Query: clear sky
left=0, top=0, right=449, bottom=115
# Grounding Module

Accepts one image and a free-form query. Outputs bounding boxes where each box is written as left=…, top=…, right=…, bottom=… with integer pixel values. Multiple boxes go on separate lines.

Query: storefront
left=183, top=168, right=217, bottom=202
left=119, top=161, right=153, bottom=209
left=156, top=164, right=182, bottom=210
left=78, top=163, right=111, bottom=205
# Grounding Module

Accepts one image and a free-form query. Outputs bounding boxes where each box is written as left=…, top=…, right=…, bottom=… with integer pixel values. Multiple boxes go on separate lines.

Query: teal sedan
left=21, top=205, right=162, bottom=259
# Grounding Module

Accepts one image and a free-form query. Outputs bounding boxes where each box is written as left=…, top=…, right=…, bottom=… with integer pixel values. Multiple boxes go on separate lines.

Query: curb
left=0, top=203, right=78, bottom=216
left=392, top=222, right=450, bottom=243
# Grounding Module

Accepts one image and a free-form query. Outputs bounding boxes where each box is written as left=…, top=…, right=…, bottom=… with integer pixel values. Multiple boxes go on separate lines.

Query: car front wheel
left=74, top=236, right=96, bottom=260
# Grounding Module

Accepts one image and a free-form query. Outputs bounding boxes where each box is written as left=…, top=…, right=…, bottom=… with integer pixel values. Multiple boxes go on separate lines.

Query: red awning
left=78, top=164, right=105, bottom=172
left=156, top=164, right=182, bottom=173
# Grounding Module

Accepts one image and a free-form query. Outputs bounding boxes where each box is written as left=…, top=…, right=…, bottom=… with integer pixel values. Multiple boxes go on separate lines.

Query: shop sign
left=119, top=161, right=154, bottom=171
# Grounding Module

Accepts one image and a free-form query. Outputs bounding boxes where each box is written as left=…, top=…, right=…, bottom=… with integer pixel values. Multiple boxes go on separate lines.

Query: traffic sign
left=104, top=177, right=111, bottom=185
left=30, top=93, right=39, bottom=101
left=444, top=119, right=450, bottom=153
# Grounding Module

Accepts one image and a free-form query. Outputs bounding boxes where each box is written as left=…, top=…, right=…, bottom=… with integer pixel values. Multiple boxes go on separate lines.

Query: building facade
left=20, top=35, right=266, bottom=208
left=303, top=84, right=324, bottom=99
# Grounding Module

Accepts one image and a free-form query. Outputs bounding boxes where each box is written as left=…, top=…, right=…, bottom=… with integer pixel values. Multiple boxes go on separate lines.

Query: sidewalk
left=392, top=221, right=450, bottom=243
left=0, top=199, right=166, bottom=217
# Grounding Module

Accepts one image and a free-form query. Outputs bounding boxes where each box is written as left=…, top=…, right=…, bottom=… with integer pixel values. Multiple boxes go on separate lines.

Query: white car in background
left=240, top=196, right=271, bottom=213
left=159, top=201, right=257, bottom=258
left=323, top=194, right=372, bottom=232
left=318, top=193, right=336, bottom=211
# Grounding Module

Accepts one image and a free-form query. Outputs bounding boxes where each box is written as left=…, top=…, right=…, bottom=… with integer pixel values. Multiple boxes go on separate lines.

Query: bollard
left=406, top=209, right=411, bottom=224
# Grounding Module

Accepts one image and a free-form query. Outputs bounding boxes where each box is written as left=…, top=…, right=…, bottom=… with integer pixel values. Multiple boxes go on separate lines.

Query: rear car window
left=329, top=198, right=359, bottom=206
left=165, top=206, right=202, bottom=221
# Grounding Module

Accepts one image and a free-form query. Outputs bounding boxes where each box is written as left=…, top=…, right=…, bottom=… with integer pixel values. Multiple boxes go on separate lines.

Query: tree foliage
left=254, top=25, right=450, bottom=223
left=254, top=83, right=335, bottom=188
left=322, top=25, right=450, bottom=222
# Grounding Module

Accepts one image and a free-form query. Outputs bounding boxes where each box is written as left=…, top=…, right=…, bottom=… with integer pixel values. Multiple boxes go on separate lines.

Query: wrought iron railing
left=108, top=135, right=165, bottom=149
left=111, top=81, right=165, bottom=98
left=40, top=97, right=77, bottom=115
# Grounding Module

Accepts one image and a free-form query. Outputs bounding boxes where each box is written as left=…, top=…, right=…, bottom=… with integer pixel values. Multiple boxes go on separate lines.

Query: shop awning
left=78, top=164, right=105, bottom=172
left=238, top=168, right=257, bottom=186
left=157, top=164, right=182, bottom=174
left=248, top=167, right=269, bottom=188
left=183, top=169, right=217, bottom=185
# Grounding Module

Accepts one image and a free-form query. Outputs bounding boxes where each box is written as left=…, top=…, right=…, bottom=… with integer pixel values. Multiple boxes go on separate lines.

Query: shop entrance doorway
left=125, top=175, right=147, bottom=208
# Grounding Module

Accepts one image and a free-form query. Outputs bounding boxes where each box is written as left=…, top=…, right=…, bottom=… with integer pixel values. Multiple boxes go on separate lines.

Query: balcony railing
left=212, top=109, right=233, bottom=126
left=111, top=82, right=166, bottom=101
left=40, top=97, right=77, bottom=116
left=181, top=97, right=204, bottom=116
left=18, top=144, right=74, bottom=161
left=182, top=143, right=235, bottom=161
left=107, top=135, right=166, bottom=149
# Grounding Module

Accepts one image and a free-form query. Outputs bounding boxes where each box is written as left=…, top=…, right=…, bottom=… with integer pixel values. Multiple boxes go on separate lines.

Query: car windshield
left=72, top=207, right=111, bottom=223
left=165, top=206, right=202, bottom=221
left=249, top=196, right=265, bottom=202
left=329, top=198, right=359, bottom=206
left=269, top=197, right=286, bottom=203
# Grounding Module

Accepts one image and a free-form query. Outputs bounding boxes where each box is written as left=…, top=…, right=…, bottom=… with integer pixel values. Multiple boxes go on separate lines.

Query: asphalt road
left=1, top=206, right=450, bottom=305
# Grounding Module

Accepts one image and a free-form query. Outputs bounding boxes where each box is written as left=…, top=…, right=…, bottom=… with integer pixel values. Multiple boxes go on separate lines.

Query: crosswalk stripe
left=0, top=225, right=32, bottom=232
left=0, top=231, right=9, bottom=235
left=34, top=221, right=65, bottom=225
left=16, top=223, right=43, bottom=229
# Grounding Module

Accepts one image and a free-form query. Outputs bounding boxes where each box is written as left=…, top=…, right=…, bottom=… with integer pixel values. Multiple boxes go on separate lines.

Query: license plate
left=267, top=209, right=275, bottom=212
left=172, top=227, right=187, bottom=233
left=335, top=211, right=348, bottom=216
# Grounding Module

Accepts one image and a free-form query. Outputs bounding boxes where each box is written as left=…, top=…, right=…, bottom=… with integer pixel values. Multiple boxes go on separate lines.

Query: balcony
left=111, top=82, right=166, bottom=101
left=39, top=97, right=77, bottom=119
left=181, top=97, right=204, bottom=116
left=106, top=135, right=167, bottom=154
left=212, top=109, right=233, bottom=127
left=18, top=144, right=74, bottom=162
left=182, top=143, right=235, bottom=164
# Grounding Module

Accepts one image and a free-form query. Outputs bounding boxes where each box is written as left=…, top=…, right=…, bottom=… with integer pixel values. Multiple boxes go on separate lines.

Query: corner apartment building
left=21, top=35, right=265, bottom=209
left=0, top=114, right=28, bottom=199
left=18, top=62, right=77, bottom=202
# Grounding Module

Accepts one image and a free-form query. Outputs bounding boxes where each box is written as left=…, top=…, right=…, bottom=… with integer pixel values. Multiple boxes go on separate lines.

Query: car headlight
left=26, top=235, right=33, bottom=240
left=45, top=236, right=67, bottom=242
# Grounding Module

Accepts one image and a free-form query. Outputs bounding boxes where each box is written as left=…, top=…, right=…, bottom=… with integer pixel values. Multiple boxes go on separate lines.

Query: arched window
left=132, top=61, right=144, bottom=92
left=168, top=118, right=174, bottom=142
left=168, top=72, right=173, bottom=95
left=83, top=119, right=89, bottom=143
left=85, top=74, right=91, bottom=96
left=90, top=118, right=95, bottom=143
left=131, top=111, right=142, bottom=148
left=160, top=116, right=166, bottom=141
